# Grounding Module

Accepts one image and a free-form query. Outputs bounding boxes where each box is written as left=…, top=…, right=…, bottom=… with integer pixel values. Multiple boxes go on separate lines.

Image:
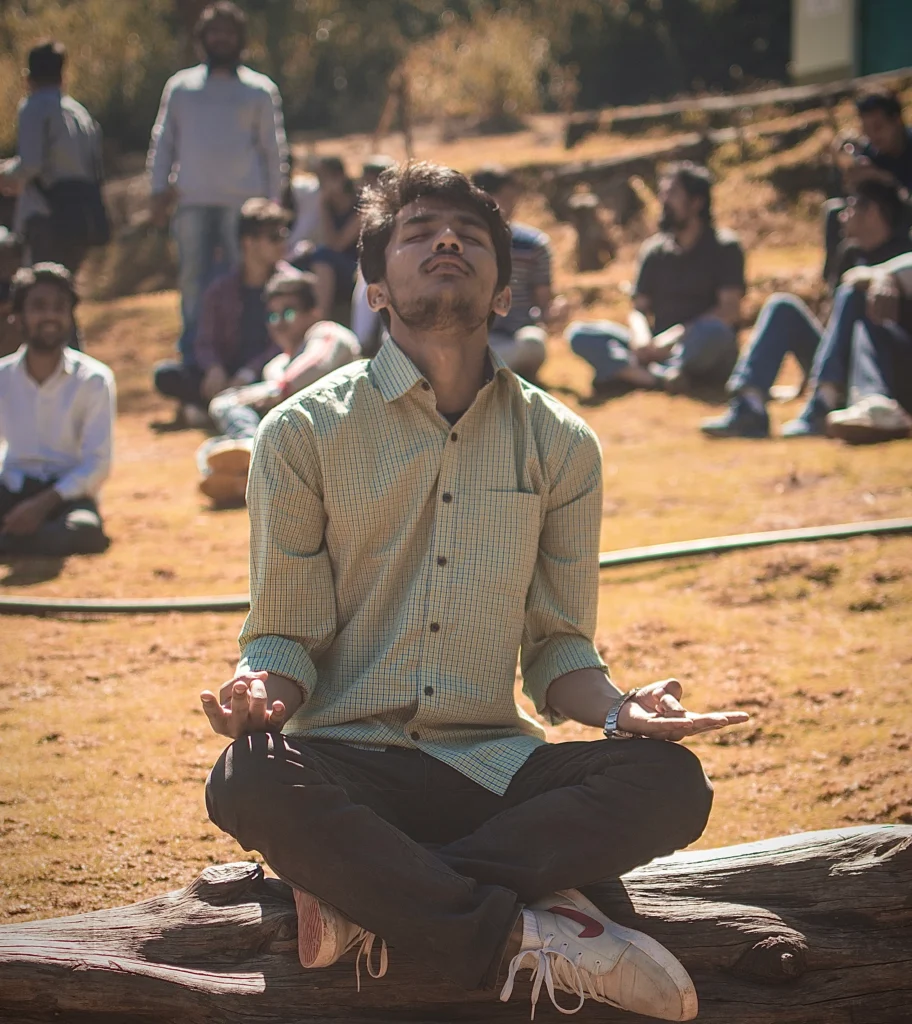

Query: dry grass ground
left=1, top=119, right=911, bottom=927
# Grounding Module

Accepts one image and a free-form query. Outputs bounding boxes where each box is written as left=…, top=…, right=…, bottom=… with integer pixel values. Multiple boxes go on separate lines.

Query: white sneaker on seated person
left=500, top=887, right=697, bottom=1021
left=293, top=888, right=388, bottom=990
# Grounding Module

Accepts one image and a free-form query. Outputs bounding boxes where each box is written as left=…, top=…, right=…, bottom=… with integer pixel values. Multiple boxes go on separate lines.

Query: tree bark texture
left=0, top=825, right=909, bottom=1024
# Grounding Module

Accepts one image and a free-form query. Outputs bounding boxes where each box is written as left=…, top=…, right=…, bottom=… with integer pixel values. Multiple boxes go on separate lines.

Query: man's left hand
left=2, top=492, right=59, bottom=535
left=617, top=678, right=749, bottom=741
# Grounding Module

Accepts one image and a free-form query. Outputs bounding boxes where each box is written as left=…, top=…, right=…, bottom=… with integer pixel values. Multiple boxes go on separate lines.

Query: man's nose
left=432, top=227, right=464, bottom=253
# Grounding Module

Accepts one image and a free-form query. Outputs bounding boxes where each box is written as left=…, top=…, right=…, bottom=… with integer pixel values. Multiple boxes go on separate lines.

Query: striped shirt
left=493, top=222, right=552, bottom=336
left=239, top=338, right=607, bottom=794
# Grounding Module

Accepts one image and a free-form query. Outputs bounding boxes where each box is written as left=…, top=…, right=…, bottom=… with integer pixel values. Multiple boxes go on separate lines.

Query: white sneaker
left=826, top=394, right=912, bottom=444
left=204, top=437, right=253, bottom=476
left=500, top=888, right=697, bottom=1021
left=293, top=888, right=388, bottom=989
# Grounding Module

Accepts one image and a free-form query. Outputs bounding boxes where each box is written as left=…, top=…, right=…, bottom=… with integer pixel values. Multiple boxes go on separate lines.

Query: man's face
left=202, top=17, right=242, bottom=67
left=860, top=110, right=905, bottom=156
left=370, top=197, right=509, bottom=334
left=266, top=293, right=310, bottom=352
left=19, top=282, right=73, bottom=352
left=841, top=194, right=884, bottom=248
left=244, top=225, right=288, bottom=269
left=658, top=176, right=701, bottom=232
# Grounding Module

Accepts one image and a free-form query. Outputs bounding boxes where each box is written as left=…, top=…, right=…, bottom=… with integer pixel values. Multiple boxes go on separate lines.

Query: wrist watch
left=603, top=687, right=641, bottom=740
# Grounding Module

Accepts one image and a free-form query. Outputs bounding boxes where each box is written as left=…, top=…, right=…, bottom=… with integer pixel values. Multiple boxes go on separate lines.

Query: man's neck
left=242, top=260, right=273, bottom=288
left=25, top=345, right=64, bottom=385
left=393, top=324, right=490, bottom=416
left=673, top=219, right=706, bottom=252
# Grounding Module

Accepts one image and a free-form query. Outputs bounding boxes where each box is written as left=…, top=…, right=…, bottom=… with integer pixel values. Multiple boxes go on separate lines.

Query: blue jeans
left=849, top=319, right=912, bottom=412
left=172, top=205, right=241, bottom=364
left=568, top=316, right=737, bottom=387
left=727, top=285, right=866, bottom=397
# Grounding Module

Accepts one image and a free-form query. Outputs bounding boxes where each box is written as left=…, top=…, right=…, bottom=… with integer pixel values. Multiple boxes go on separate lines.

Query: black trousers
left=153, top=360, right=205, bottom=408
left=0, top=477, right=108, bottom=557
left=25, top=214, right=89, bottom=277
left=206, top=734, right=713, bottom=991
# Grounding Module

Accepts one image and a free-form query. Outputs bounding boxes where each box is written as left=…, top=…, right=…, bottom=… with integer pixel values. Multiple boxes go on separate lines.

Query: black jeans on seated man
left=206, top=733, right=713, bottom=991
left=0, top=477, right=108, bottom=557
left=152, top=360, right=206, bottom=409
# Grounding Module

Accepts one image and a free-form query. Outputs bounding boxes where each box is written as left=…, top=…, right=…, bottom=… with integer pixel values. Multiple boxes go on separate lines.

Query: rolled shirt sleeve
left=53, top=371, right=116, bottom=501
left=520, top=423, right=608, bottom=722
left=237, top=406, right=338, bottom=696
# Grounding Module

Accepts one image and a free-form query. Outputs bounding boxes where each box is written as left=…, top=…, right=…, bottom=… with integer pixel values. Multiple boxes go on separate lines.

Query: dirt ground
left=1, top=115, right=911, bottom=926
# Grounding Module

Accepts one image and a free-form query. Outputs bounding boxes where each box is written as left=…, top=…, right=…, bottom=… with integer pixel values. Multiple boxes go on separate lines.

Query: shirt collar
left=371, top=336, right=512, bottom=403
left=14, top=344, right=76, bottom=382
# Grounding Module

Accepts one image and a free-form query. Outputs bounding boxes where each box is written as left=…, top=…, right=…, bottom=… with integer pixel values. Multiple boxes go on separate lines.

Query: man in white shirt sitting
left=0, top=263, right=115, bottom=557
left=197, top=267, right=360, bottom=505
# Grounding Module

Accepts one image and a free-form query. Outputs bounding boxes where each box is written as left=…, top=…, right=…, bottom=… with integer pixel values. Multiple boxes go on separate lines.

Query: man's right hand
left=200, top=671, right=290, bottom=738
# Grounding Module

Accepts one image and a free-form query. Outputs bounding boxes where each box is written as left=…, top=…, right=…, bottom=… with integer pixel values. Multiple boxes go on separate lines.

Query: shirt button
left=437, top=555, right=447, bottom=566
left=450, top=432, right=458, bottom=442
left=441, top=492, right=453, bottom=503
left=420, top=381, right=431, bottom=391
left=429, top=622, right=440, bottom=632
left=424, top=685, right=434, bottom=696
left=410, top=730, right=420, bottom=740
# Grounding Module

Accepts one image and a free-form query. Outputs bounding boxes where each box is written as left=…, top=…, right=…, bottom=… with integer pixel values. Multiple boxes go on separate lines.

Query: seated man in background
left=823, top=88, right=912, bottom=282
left=153, top=198, right=289, bottom=426
left=293, top=156, right=360, bottom=320
left=0, top=227, right=24, bottom=359
left=471, top=165, right=558, bottom=381
left=197, top=267, right=360, bottom=504
left=702, top=179, right=912, bottom=438
left=826, top=252, right=912, bottom=444
left=0, top=264, right=113, bottom=557
left=569, top=162, right=744, bottom=397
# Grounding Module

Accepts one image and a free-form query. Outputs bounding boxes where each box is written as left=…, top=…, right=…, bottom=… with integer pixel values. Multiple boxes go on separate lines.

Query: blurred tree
left=0, top=0, right=791, bottom=160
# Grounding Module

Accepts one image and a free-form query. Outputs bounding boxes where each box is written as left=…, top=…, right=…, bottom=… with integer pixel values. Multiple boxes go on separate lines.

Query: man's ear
left=366, top=282, right=389, bottom=313
left=492, top=285, right=512, bottom=318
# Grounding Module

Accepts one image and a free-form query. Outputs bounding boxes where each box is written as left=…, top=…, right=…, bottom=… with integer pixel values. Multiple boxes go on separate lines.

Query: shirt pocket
left=457, top=490, right=542, bottom=611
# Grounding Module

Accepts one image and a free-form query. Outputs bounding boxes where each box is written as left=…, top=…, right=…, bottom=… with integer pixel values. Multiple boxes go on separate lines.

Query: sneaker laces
left=353, top=930, right=388, bottom=992
left=499, top=933, right=585, bottom=1019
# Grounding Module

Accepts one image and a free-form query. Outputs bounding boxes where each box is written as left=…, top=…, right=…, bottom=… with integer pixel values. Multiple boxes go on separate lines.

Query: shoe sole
left=206, top=447, right=252, bottom=476
left=199, top=472, right=248, bottom=504
left=294, top=889, right=344, bottom=969
left=826, top=422, right=910, bottom=445
left=555, top=889, right=698, bottom=1021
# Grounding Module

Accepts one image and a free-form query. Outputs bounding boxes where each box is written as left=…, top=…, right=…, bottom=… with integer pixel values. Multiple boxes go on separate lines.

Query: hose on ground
left=0, top=517, right=909, bottom=616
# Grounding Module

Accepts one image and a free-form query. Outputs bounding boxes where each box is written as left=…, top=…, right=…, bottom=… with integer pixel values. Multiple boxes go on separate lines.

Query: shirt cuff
left=522, top=635, right=609, bottom=726
left=237, top=635, right=318, bottom=698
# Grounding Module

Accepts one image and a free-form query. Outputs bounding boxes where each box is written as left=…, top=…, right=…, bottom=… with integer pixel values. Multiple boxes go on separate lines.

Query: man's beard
left=25, top=324, right=68, bottom=352
left=205, top=46, right=241, bottom=69
left=386, top=284, right=489, bottom=334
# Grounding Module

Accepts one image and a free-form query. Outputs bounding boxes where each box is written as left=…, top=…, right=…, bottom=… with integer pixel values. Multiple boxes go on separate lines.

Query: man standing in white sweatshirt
left=147, top=1, right=287, bottom=400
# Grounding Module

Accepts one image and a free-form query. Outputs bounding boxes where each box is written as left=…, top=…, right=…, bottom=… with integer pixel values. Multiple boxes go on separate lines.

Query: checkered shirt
left=238, top=338, right=608, bottom=794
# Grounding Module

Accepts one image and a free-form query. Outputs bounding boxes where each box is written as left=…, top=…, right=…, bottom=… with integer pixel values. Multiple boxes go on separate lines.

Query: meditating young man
left=0, top=263, right=113, bottom=557
left=201, top=162, right=748, bottom=1021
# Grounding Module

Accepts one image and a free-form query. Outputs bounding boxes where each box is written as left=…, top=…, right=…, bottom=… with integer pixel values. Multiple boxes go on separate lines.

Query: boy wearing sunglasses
left=197, top=267, right=360, bottom=504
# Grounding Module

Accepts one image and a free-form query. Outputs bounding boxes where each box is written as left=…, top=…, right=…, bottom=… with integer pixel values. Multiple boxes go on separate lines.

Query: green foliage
left=0, top=0, right=180, bottom=154
left=404, top=9, right=552, bottom=128
left=0, top=0, right=790, bottom=158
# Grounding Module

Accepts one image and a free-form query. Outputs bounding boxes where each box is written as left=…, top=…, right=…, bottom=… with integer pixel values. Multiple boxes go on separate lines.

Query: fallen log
left=0, top=825, right=910, bottom=1024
